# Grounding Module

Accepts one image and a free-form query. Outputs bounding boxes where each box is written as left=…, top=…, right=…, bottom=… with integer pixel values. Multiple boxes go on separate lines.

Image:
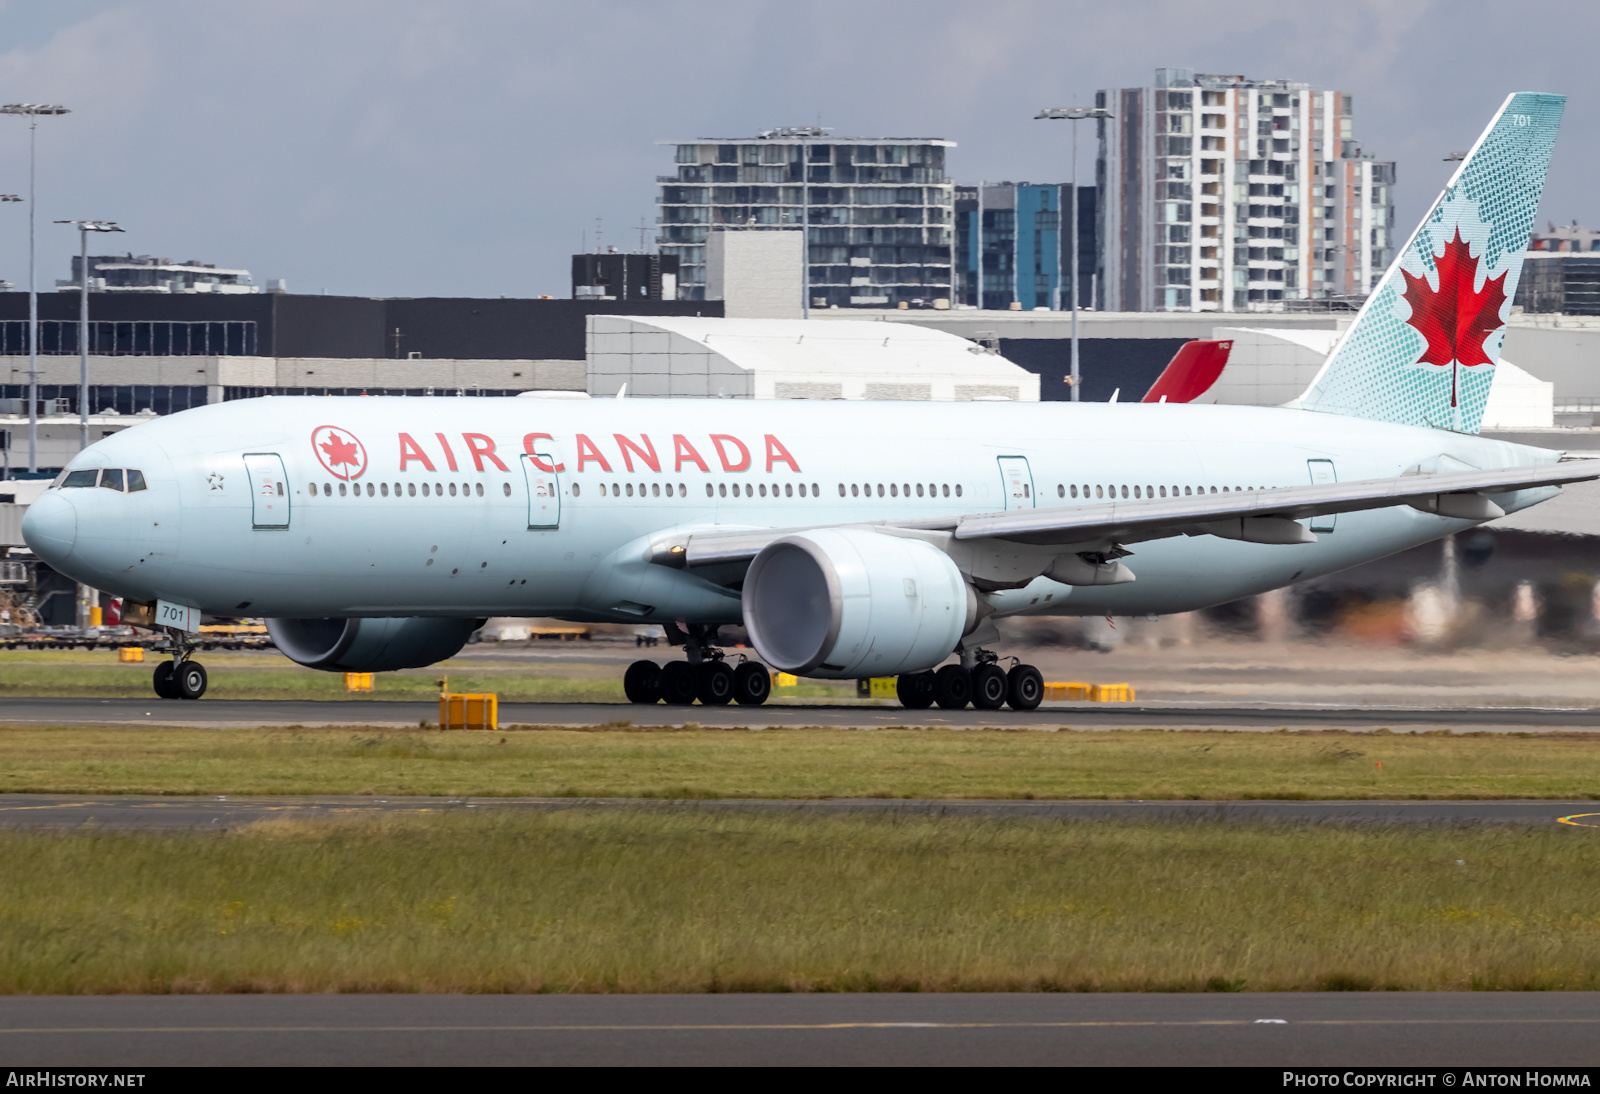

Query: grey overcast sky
left=0, top=0, right=1593, bottom=299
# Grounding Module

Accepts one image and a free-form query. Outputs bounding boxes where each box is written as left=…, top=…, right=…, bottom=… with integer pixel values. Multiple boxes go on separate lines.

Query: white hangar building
left=585, top=315, right=1040, bottom=402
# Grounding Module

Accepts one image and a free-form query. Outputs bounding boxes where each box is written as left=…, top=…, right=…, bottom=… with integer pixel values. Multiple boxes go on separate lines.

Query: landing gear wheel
left=152, top=661, right=179, bottom=700
left=697, top=660, right=735, bottom=706
left=623, top=660, right=662, bottom=704
left=175, top=660, right=208, bottom=701
left=897, top=671, right=936, bottom=709
left=733, top=662, right=771, bottom=706
left=659, top=661, right=699, bottom=706
left=971, top=663, right=1008, bottom=710
left=933, top=665, right=971, bottom=710
left=1006, top=663, right=1044, bottom=711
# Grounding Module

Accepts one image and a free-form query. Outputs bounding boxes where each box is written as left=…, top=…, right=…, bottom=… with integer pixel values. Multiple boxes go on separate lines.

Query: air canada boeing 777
left=22, top=93, right=1597, bottom=711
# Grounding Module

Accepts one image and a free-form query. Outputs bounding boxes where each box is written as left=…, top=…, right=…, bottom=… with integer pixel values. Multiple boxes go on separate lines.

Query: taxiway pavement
left=3, top=991, right=1599, bottom=1066
left=0, top=793, right=1593, bottom=829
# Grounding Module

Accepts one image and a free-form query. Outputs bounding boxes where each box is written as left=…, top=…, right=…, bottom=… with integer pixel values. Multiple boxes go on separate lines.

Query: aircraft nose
left=21, top=491, right=77, bottom=569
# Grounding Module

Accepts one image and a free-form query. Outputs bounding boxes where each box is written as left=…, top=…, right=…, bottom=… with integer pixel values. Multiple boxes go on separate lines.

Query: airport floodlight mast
left=55, top=220, right=124, bottom=452
left=760, top=125, right=829, bottom=318
left=1, top=103, right=71, bottom=472
left=1035, top=106, right=1113, bottom=402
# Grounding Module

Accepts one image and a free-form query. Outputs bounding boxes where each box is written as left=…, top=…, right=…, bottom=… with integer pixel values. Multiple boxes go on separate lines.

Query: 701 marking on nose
left=155, top=600, right=199, bottom=633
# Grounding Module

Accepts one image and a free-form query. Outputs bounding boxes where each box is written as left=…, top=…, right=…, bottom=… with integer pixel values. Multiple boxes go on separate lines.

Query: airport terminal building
left=0, top=293, right=718, bottom=420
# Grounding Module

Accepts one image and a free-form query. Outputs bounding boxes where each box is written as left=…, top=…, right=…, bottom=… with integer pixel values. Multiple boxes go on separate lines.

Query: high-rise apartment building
left=1096, top=68, right=1396, bottom=312
left=954, top=183, right=1097, bottom=310
left=656, top=132, right=956, bottom=309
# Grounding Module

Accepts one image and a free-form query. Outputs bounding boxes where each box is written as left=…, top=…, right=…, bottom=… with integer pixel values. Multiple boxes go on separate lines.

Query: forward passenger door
left=243, top=453, right=290, bottom=529
left=522, top=453, right=561, bottom=529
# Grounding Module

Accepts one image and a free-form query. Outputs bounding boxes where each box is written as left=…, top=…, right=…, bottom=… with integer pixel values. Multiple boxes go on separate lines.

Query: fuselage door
left=522, top=453, right=561, bottom=529
left=998, top=456, right=1035, bottom=510
left=1307, top=458, right=1337, bottom=533
left=243, top=453, right=290, bottom=529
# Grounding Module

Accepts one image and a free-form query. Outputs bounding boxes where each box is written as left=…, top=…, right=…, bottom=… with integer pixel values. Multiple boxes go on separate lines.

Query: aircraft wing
left=664, top=459, right=1600, bottom=567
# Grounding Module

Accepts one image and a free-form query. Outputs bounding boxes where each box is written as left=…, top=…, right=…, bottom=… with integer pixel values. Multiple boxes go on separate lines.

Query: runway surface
left=0, top=793, right=1593, bottom=829
left=3, top=992, right=1599, bottom=1065
left=7, top=695, right=1600, bottom=732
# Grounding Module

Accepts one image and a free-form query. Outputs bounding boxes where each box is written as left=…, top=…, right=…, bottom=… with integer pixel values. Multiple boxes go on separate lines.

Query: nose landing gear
left=151, top=626, right=208, bottom=700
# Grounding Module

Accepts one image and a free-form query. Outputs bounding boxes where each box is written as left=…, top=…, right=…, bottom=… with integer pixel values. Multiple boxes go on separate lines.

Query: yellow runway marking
left=1557, top=812, right=1600, bottom=828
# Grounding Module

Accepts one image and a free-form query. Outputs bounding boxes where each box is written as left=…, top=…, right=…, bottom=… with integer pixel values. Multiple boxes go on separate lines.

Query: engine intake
left=742, top=529, right=970, bottom=679
left=266, top=617, right=484, bottom=673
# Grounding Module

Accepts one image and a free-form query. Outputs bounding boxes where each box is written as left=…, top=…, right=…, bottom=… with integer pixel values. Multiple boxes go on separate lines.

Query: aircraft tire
left=732, top=662, right=771, bottom=706
left=175, top=660, right=208, bottom=701
left=697, top=661, right=735, bottom=705
left=659, top=661, right=699, bottom=706
left=1006, top=664, right=1044, bottom=711
left=971, top=663, right=1008, bottom=710
left=933, top=664, right=971, bottom=710
left=896, top=671, right=936, bottom=709
left=152, top=661, right=179, bottom=700
left=623, top=660, right=662, bottom=704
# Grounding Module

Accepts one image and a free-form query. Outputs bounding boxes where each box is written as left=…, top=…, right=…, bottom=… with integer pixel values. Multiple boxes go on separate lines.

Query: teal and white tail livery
left=1295, top=92, right=1564, bottom=433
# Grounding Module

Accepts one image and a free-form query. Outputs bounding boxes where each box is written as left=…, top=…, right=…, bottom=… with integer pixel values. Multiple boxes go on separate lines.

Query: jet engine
left=265, top=617, right=485, bottom=673
left=742, top=529, right=970, bottom=679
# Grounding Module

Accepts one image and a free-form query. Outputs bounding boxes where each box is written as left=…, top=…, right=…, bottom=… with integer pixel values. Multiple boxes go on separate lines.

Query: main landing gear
left=151, top=626, right=208, bottom=701
left=624, top=623, right=770, bottom=707
left=895, top=652, right=1042, bottom=712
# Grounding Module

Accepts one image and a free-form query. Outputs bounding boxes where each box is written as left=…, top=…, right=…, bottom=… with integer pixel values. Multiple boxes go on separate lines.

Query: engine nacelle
left=742, top=529, right=970, bottom=679
left=265, top=617, right=484, bottom=673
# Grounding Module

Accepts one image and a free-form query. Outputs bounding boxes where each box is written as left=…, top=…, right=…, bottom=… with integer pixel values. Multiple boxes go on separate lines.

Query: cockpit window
left=127, top=469, right=147, bottom=492
left=100, top=468, right=125, bottom=491
left=61, top=469, right=98, bottom=488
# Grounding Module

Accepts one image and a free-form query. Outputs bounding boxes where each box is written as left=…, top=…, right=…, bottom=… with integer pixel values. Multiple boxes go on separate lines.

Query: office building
left=1096, top=68, right=1396, bottom=312
left=62, top=253, right=260, bottom=294
left=1530, top=221, right=1600, bottom=253
left=571, top=252, right=679, bottom=302
left=955, top=182, right=1097, bottom=310
left=1516, top=255, right=1600, bottom=315
left=656, top=131, right=956, bottom=309
left=704, top=230, right=803, bottom=319
left=0, top=292, right=717, bottom=433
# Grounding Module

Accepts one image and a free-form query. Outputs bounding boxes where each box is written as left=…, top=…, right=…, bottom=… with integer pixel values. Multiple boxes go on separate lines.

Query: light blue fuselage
left=22, top=396, right=1558, bottom=625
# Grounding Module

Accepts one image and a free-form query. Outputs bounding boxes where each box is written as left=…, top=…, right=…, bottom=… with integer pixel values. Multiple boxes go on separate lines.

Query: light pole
left=0, top=195, right=15, bottom=480
left=55, top=220, right=123, bottom=451
left=1035, top=106, right=1113, bottom=402
left=1, top=104, right=70, bottom=471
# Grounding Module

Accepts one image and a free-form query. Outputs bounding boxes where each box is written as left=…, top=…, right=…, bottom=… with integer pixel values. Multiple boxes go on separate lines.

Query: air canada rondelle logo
left=311, top=424, right=368, bottom=481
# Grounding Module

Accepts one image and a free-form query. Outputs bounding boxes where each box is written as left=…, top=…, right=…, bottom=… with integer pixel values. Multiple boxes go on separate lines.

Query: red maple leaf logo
left=320, top=431, right=361, bottom=470
left=1400, top=227, right=1508, bottom=408
left=311, top=425, right=367, bottom=480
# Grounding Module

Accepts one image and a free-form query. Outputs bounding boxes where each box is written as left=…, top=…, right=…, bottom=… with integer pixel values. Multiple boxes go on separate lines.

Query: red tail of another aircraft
left=1140, top=339, right=1232, bottom=404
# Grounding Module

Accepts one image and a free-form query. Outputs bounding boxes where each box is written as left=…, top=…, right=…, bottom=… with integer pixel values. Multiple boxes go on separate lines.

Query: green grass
left=0, top=649, right=850, bottom=702
left=0, top=810, right=1596, bottom=994
left=0, top=649, right=629, bottom=702
left=2, top=725, right=1599, bottom=799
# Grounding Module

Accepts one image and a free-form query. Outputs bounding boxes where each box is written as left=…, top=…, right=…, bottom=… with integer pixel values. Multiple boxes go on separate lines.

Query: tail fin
left=1142, top=339, right=1232, bottom=403
left=1293, top=92, right=1563, bottom=433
